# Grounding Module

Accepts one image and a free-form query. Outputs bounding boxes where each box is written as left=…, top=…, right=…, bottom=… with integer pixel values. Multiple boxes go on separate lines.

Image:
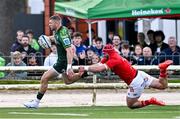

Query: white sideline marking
left=8, top=112, right=88, bottom=116
left=113, top=111, right=180, bottom=113
left=175, top=116, right=180, bottom=119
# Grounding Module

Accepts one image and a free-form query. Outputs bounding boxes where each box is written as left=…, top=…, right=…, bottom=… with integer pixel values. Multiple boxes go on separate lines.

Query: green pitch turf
left=0, top=106, right=179, bottom=119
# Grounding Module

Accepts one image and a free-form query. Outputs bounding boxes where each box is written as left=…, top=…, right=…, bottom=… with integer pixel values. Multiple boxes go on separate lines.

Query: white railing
left=0, top=65, right=180, bottom=71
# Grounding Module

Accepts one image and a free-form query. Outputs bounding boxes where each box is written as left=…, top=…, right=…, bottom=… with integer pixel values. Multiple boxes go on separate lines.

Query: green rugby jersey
left=54, top=26, right=71, bottom=62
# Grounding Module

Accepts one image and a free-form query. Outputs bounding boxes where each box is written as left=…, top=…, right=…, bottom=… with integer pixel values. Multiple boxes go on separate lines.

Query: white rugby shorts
left=127, top=71, right=156, bottom=98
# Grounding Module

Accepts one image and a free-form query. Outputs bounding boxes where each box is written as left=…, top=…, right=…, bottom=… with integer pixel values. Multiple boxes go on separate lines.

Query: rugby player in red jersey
left=80, top=44, right=173, bottom=109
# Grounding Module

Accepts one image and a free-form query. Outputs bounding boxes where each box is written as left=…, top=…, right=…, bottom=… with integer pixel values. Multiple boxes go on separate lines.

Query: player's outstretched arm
left=86, top=63, right=108, bottom=73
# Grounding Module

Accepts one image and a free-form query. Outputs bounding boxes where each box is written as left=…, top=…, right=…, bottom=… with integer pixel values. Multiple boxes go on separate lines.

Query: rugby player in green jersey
left=24, top=15, right=84, bottom=108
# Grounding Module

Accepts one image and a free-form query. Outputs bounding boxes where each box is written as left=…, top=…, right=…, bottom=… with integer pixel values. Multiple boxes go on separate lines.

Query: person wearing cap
left=80, top=44, right=173, bottom=109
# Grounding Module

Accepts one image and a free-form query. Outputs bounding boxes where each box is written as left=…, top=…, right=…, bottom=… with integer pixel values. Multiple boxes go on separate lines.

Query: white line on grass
left=0, top=117, right=179, bottom=119
left=174, top=116, right=180, bottom=119
left=110, top=111, right=180, bottom=114
left=8, top=112, right=89, bottom=117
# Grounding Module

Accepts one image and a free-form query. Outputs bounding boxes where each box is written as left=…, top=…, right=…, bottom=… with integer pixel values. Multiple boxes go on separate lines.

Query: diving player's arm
left=83, top=54, right=110, bottom=73
left=85, top=63, right=109, bottom=73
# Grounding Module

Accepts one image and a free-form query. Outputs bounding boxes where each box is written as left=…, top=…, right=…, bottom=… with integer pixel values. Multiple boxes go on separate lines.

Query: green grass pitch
left=0, top=106, right=179, bottom=119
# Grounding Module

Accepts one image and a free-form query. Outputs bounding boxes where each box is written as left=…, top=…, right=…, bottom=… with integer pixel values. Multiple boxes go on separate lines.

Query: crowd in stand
left=0, top=27, right=180, bottom=79
left=70, top=29, right=180, bottom=66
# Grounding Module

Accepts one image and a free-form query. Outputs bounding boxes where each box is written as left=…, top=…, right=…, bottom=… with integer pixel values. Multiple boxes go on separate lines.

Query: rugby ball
left=38, top=35, right=51, bottom=49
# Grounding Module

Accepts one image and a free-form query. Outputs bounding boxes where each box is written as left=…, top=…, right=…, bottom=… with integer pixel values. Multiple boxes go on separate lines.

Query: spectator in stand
left=85, top=48, right=96, bottom=65
left=137, top=47, right=158, bottom=65
left=72, top=32, right=87, bottom=65
left=107, top=31, right=114, bottom=44
left=133, top=44, right=143, bottom=61
left=72, top=32, right=86, bottom=56
left=92, top=37, right=97, bottom=48
left=25, top=29, right=40, bottom=51
left=121, top=42, right=136, bottom=65
left=6, top=51, right=27, bottom=79
left=84, top=29, right=96, bottom=47
left=160, top=36, right=180, bottom=65
left=0, top=56, right=5, bottom=79
left=137, top=32, right=148, bottom=48
left=16, top=35, right=36, bottom=64
left=78, top=51, right=86, bottom=65
left=11, top=30, right=24, bottom=52
left=93, top=37, right=103, bottom=57
left=44, top=43, right=58, bottom=66
left=112, top=34, right=122, bottom=54
left=68, top=26, right=75, bottom=39
left=92, top=53, right=100, bottom=64
left=27, top=53, right=42, bottom=76
left=28, top=53, right=38, bottom=66
left=147, top=30, right=156, bottom=55
left=154, top=30, right=169, bottom=54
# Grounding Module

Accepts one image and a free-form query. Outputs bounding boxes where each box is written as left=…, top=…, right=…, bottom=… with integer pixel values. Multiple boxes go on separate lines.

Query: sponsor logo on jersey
left=60, top=29, right=69, bottom=39
left=63, top=38, right=71, bottom=45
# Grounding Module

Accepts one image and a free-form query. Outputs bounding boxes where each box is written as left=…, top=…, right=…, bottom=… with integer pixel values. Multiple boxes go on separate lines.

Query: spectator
left=25, top=29, right=40, bottom=51
left=71, top=32, right=86, bottom=65
left=28, top=53, right=38, bottom=66
left=154, top=30, right=169, bottom=54
left=92, top=53, right=100, bottom=64
left=68, top=26, right=75, bottom=39
left=160, top=36, right=180, bottom=65
left=72, top=32, right=86, bottom=57
left=84, top=29, right=96, bottom=47
left=10, top=30, right=24, bottom=52
left=112, top=34, right=122, bottom=54
left=107, top=31, right=114, bottom=44
left=147, top=30, right=156, bottom=55
left=78, top=51, right=86, bottom=65
left=137, top=47, right=158, bottom=65
left=0, top=56, right=5, bottom=79
left=91, top=37, right=97, bottom=48
left=93, top=37, right=103, bottom=57
left=121, top=42, right=136, bottom=65
left=137, top=32, right=148, bottom=48
left=6, top=51, right=27, bottom=79
left=85, top=48, right=95, bottom=65
left=27, top=53, right=43, bottom=76
left=16, top=35, right=36, bottom=64
left=133, top=44, right=143, bottom=61
left=44, top=43, right=58, bottom=66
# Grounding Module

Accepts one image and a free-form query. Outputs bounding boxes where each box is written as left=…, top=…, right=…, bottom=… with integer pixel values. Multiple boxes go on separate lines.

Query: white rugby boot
left=23, top=99, right=40, bottom=108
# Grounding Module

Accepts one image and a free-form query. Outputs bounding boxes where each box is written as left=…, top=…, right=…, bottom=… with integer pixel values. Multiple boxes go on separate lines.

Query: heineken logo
left=65, top=8, right=75, bottom=16
left=132, top=8, right=171, bottom=16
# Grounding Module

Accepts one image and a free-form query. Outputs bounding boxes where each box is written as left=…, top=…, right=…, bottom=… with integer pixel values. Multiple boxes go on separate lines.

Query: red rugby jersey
left=101, top=53, right=137, bottom=85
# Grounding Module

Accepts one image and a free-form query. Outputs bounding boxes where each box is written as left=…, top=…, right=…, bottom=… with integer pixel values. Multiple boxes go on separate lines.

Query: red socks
left=159, top=69, right=167, bottom=78
left=140, top=100, right=151, bottom=107
left=140, top=97, right=165, bottom=107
